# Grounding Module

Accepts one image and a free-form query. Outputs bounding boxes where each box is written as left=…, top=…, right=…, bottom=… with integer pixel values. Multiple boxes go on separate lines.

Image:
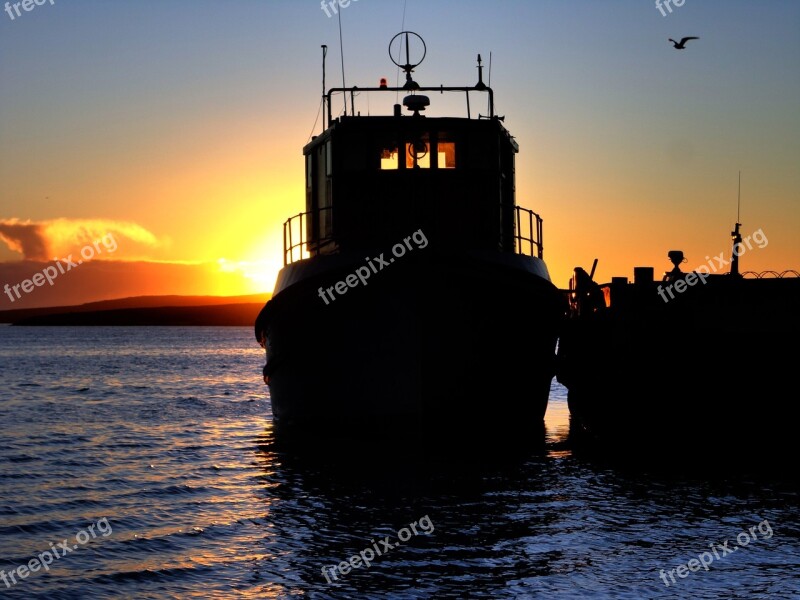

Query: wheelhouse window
left=325, top=140, right=333, bottom=176
left=379, top=135, right=457, bottom=170
left=437, top=141, right=456, bottom=169
left=380, top=145, right=399, bottom=170
left=406, top=141, right=430, bottom=169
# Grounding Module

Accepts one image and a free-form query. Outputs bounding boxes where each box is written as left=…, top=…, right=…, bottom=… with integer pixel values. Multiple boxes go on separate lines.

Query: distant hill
left=0, top=294, right=270, bottom=326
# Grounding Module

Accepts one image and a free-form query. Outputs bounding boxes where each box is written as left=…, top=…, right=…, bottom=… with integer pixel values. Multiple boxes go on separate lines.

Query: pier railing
left=283, top=204, right=543, bottom=266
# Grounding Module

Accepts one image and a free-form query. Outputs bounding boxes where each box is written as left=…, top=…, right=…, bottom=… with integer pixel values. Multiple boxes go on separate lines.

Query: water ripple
left=0, top=326, right=796, bottom=599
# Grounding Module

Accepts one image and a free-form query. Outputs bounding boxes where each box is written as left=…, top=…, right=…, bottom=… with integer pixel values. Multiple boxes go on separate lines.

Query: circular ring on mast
left=389, top=31, right=427, bottom=72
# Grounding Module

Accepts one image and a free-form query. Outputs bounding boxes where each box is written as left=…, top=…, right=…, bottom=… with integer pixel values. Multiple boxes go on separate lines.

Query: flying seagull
left=669, top=36, right=699, bottom=49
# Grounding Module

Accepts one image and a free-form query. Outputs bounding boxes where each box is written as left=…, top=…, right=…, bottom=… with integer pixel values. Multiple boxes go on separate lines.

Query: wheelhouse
left=283, top=35, right=543, bottom=265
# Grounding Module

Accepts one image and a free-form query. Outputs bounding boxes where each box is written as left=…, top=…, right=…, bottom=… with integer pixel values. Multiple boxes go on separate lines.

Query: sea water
left=0, top=326, right=797, bottom=599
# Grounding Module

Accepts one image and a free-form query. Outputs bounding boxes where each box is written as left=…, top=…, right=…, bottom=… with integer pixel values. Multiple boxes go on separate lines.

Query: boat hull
left=256, top=249, right=565, bottom=447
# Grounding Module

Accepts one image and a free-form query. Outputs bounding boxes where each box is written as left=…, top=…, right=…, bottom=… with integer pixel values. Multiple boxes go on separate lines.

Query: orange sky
left=2, top=1, right=799, bottom=309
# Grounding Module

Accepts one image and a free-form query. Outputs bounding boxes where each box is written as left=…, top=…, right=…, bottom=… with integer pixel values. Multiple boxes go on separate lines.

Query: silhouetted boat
left=254, top=33, right=565, bottom=447
left=555, top=220, right=800, bottom=460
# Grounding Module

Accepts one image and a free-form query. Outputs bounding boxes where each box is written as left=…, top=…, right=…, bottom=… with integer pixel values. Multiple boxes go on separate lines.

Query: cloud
left=0, top=218, right=162, bottom=260
left=0, top=220, right=48, bottom=259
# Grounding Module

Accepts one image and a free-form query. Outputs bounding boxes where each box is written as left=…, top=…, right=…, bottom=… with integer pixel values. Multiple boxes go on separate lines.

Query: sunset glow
left=2, top=1, right=798, bottom=308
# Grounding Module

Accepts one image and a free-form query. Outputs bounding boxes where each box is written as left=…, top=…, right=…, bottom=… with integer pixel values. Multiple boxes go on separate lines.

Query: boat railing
left=283, top=207, right=335, bottom=265
left=512, top=205, right=544, bottom=260
left=325, top=85, right=495, bottom=126
left=283, top=204, right=543, bottom=266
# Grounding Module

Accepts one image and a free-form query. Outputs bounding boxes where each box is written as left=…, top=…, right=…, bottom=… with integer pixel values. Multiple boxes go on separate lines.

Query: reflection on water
left=544, top=379, right=571, bottom=458
left=0, top=327, right=797, bottom=599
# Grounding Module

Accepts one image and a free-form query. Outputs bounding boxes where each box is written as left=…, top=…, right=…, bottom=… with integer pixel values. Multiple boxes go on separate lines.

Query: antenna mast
left=321, top=45, right=327, bottom=134
left=737, top=170, right=741, bottom=223
left=730, top=170, right=743, bottom=277
left=487, top=51, right=492, bottom=114
left=337, top=8, right=347, bottom=116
